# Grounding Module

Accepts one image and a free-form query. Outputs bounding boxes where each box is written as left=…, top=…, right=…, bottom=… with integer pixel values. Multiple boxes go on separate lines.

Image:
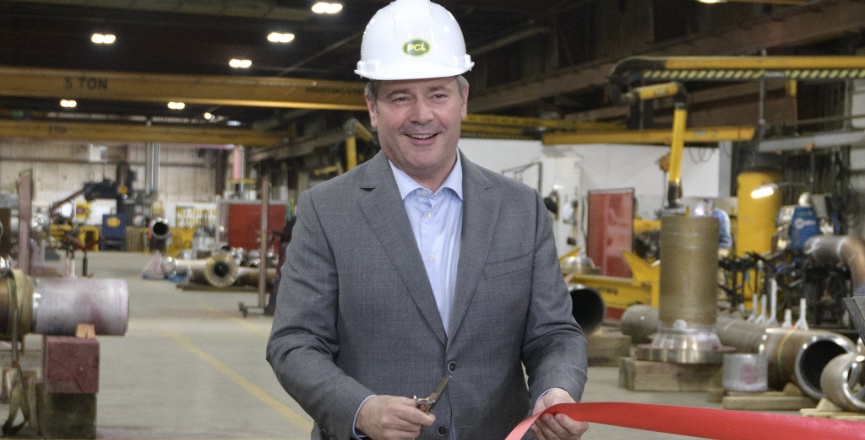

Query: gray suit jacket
left=267, top=151, right=587, bottom=440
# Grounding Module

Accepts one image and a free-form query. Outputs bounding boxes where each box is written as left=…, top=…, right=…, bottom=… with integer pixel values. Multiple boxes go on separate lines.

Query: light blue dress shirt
left=390, top=156, right=463, bottom=335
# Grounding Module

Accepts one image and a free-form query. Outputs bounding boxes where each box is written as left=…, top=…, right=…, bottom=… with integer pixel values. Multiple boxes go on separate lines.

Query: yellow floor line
left=162, top=328, right=312, bottom=432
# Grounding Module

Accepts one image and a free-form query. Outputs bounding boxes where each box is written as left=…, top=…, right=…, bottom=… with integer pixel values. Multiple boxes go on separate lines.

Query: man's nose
left=408, top=99, right=434, bottom=123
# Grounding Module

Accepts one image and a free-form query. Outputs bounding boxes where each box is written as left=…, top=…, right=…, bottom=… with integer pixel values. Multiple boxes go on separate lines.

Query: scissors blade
left=423, top=374, right=451, bottom=412
left=428, top=374, right=451, bottom=403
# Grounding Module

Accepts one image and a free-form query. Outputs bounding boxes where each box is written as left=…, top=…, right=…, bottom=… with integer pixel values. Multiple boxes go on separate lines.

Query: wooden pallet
left=618, top=357, right=722, bottom=391
left=708, top=383, right=818, bottom=411
left=801, top=398, right=865, bottom=421
left=586, top=328, right=632, bottom=367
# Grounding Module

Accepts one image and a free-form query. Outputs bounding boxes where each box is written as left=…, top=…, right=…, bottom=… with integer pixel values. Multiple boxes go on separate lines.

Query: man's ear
left=461, top=84, right=469, bottom=119
left=366, top=97, right=378, bottom=129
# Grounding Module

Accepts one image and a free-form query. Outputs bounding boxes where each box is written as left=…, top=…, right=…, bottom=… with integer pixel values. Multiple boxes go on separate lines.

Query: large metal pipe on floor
left=1, top=269, right=128, bottom=338
left=173, top=254, right=239, bottom=288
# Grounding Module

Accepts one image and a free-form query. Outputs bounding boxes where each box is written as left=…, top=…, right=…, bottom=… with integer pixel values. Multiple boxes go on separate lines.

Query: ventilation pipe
left=804, top=235, right=865, bottom=296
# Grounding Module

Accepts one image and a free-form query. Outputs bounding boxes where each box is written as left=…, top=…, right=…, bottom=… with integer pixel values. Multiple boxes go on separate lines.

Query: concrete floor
left=6, top=251, right=799, bottom=439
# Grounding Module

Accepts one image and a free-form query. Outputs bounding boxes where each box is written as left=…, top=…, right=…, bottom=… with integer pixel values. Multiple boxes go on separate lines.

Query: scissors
left=414, top=374, right=451, bottom=414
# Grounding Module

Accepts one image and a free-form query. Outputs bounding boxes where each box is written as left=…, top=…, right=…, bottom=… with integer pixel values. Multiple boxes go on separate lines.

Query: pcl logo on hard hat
left=403, top=39, right=431, bottom=57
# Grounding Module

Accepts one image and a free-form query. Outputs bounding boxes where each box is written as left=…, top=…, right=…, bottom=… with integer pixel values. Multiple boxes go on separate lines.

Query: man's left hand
left=530, top=388, right=589, bottom=440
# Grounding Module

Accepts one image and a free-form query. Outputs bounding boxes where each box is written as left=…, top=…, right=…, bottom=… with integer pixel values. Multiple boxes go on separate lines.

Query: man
left=266, top=1, right=588, bottom=439
left=694, top=198, right=733, bottom=257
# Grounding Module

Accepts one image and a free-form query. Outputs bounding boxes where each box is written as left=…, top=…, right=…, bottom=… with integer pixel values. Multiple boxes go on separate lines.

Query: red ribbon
left=505, top=402, right=865, bottom=440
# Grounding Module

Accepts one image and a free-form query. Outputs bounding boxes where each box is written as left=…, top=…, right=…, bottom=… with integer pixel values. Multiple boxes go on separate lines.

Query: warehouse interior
left=2, top=0, right=865, bottom=438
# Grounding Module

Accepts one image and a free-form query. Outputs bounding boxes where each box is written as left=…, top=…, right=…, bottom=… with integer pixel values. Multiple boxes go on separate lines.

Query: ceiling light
left=311, top=2, right=343, bottom=14
left=203, top=112, right=214, bottom=120
left=229, top=58, right=252, bottom=69
left=167, top=102, right=186, bottom=110
left=226, top=120, right=242, bottom=126
left=91, top=33, right=116, bottom=44
left=751, top=183, right=778, bottom=199
left=267, top=32, right=295, bottom=43
left=60, top=99, right=77, bottom=108
left=696, top=0, right=727, bottom=3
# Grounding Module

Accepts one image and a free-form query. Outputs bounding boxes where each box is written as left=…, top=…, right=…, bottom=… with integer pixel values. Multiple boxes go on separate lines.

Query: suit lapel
left=358, top=153, right=448, bottom=345
left=448, top=153, right=500, bottom=340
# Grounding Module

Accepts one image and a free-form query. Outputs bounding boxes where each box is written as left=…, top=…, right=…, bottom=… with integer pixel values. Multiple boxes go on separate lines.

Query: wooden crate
left=618, top=357, right=722, bottom=391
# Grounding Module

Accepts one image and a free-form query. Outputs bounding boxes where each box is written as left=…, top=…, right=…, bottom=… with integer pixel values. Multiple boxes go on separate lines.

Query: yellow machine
left=562, top=249, right=660, bottom=321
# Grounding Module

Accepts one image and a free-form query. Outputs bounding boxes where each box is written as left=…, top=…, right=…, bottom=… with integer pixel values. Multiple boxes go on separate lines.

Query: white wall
left=459, top=138, right=721, bottom=256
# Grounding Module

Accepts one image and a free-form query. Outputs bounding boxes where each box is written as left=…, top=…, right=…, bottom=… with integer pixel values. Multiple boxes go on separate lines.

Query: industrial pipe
left=236, top=266, right=277, bottom=287
left=821, top=352, right=865, bottom=412
left=637, top=217, right=729, bottom=364
left=150, top=218, right=171, bottom=241
left=804, top=235, right=865, bottom=296
left=0, top=269, right=128, bottom=338
left=622, top=306, right=857, bottom=399
left=715, top=317, right=855, bottom=399
left=174, top=254, right=239, bottom=288
left=568, top=284, right=605, bottom=335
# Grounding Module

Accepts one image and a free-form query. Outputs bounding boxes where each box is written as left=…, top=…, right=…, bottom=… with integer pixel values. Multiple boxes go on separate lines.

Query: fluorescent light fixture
left=229, top=58, right=252, bottom=69
left=697, top=0, right=727, bottom=3
left=60, top=99, right=77, bottom=108
left=267, top=32, right=295, bottom=43
left=91, top=33, right=116, bottom=44
left=226, top=120, right=242, bottom=126
left=167, top=102, right=186, bottom=110
left=751, top=183, right=778, bottom=199
left=311, top=2, right=343, bottom=14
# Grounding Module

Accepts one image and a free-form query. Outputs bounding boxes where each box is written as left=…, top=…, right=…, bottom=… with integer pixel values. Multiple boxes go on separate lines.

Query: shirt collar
left=389, top=153, right=463, bottom=201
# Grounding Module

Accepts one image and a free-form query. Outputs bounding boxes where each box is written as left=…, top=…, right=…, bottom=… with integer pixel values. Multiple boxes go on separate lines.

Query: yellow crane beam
left=0, top=119, right=284, bottom=146
left=542, top=126, right=755, bottom=145
left=0, top=66, right=367, bottom=111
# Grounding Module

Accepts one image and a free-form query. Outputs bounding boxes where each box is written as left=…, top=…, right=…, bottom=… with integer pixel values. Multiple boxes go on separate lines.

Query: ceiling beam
left=542, top=126, right=756, bottom=145
left=0, top=66, right=368, bottom=111
left=468, top=0, right=865, bottom=113
left=0, top=119, right=285, bottom=146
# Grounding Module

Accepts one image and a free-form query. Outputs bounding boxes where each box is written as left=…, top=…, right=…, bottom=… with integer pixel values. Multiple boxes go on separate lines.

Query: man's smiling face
left=367, top=76, right=468, bottom=190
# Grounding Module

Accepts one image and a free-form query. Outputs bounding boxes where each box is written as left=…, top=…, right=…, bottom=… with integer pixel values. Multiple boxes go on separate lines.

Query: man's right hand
left=356, top=395, right=435, bottom=440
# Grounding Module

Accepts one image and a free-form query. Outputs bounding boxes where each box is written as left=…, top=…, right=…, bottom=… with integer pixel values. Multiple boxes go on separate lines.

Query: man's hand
left=356, top=395, right=435, bottom=440
left=530, top=388, right=589, bottom=440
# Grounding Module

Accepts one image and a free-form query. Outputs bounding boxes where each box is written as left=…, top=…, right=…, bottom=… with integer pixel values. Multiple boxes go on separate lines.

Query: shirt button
left=436, top=425, right=449, bottom=436
left=447, top=361, right=457, bottom=373
left=428, top=254, right=435, bottom=261
left=426, top=211, right=433, bottom=218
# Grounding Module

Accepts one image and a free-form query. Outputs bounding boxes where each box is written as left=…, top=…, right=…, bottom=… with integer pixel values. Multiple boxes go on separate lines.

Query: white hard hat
left=355, top=0, right=474, bottom=80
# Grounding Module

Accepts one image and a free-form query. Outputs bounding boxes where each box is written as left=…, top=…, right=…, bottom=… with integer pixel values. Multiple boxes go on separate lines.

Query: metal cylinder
left=658, top=216, right=719, bottom=327
left=636, top=217, right=730, bottom=363
left=723, top=353, right=768, bottom=392
left=236, top=266, right=276, bottom=287
left=568, top=284, right=605, bottom=335
left=821, top=352, right=865, bottom=412
left=805, top=235, right=865, bottom=296
left=180, top=254, right=239, bottom=288
left=620, top=304, right=659, bottom=344
left=32, top=277, right=128, bottom=336
left=150, top=218, right=171, bottom=240
left=761, top=327, right=855, bottom=399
